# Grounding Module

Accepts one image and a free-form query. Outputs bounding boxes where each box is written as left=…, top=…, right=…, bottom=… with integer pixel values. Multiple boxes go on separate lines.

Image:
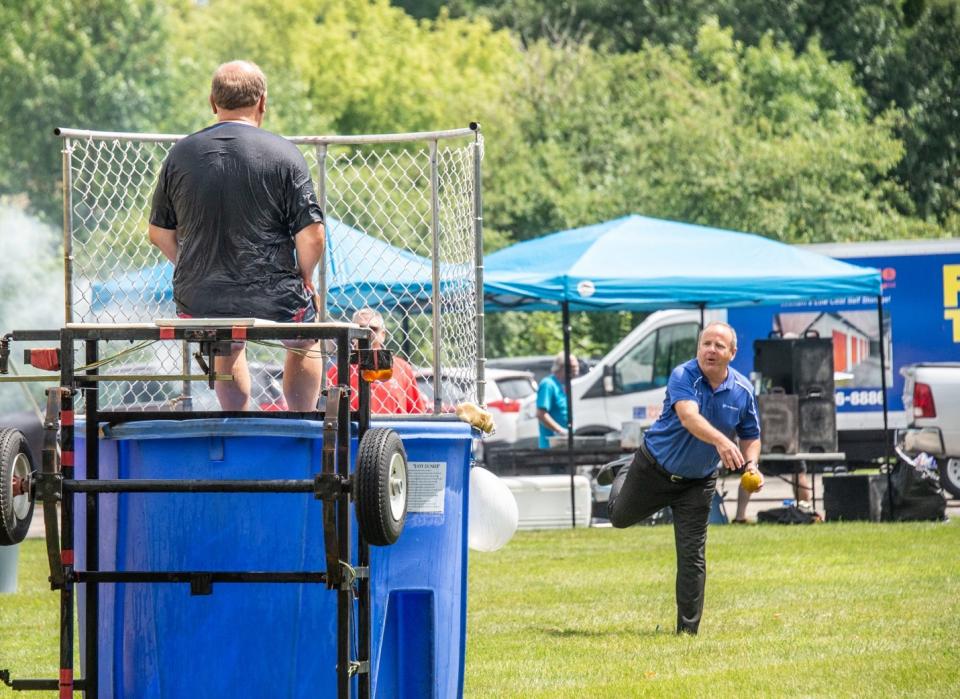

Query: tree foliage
left=0, top=0, right=173, bottom=223
left=1, top=0, right=955, bottom=358
left=893, top=0, right=960, bottom=222
left=487, top=21, right=934, bottom=248
left=410, top=0, right=959, bottom=225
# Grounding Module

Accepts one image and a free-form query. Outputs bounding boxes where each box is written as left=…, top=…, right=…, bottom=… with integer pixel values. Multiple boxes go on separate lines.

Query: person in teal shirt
left=536, top=352, right=580, bottom=448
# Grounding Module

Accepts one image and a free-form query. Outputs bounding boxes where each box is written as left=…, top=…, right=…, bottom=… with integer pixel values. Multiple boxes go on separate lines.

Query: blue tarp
left=325, top=220, right=438, bottom=314
left=91, top=219, right=440, bottom=316
left=484, top=214, right=882, bottom=312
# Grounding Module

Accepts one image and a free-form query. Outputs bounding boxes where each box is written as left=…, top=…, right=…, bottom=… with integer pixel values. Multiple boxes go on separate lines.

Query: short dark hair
left=211, top=60, right=266, bottom=110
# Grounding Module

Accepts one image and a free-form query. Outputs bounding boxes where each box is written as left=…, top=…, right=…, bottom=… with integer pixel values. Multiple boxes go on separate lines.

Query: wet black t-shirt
left=149, top=122, right=324, bottom=321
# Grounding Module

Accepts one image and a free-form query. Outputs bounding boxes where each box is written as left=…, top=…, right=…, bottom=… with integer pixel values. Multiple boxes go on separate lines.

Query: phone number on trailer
left=835, top=390, right=884, bottom=407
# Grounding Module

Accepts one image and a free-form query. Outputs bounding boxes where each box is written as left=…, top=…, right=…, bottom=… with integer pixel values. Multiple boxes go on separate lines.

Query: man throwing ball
left=598, top=321, right=762, bottom=634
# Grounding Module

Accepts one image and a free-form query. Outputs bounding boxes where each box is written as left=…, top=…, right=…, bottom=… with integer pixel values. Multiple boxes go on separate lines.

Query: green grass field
left=2, top=522, right=958, bottom=697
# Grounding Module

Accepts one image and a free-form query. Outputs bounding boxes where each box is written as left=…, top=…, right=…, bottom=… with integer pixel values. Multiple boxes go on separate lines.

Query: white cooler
left=500, top=475, right=591, bottom=530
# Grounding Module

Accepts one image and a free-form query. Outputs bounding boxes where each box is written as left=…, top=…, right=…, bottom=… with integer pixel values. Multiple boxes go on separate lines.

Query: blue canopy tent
left=91, top=219, right=438, bottom=319
left=483, top=214, right=885, bottom=526
left=484, top=215, right=881, bottom=311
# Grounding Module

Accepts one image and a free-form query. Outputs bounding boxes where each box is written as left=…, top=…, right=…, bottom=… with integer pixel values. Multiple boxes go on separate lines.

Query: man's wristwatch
left=743, top=460, right=756, bottom=470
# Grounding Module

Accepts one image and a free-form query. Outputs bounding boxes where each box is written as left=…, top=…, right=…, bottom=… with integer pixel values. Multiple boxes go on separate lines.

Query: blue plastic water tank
left=74, top=417, right=472, bottom=698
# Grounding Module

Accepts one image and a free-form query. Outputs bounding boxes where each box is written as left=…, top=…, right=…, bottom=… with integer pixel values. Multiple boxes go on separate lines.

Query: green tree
left=0, top=0, right=174, bottom=223
left=487, top=21, right=935, bottom=250
left=412, top=1, right=960, bottom=224
left=891, top=0, right=960, bottom=221
left=160, top=0, right=522, bottom=254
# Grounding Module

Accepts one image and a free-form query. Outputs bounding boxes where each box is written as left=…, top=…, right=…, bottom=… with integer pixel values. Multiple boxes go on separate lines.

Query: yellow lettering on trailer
left=945, top=265, right=960, bottom=342
left=944, top=264, right=960, bottom=307
left=946, top=309, right=960, bottom=343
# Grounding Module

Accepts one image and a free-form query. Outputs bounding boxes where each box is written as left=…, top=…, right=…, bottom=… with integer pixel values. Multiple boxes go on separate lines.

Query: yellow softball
left=740, top=470, right=764, bottom=493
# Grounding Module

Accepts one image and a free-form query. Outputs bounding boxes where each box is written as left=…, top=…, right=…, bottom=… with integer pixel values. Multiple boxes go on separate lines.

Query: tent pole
left=877, top=294, right=894, bottom=518
left=699, top=304, right=705, bottom=330
left=562, top=300, right=577, bottom=528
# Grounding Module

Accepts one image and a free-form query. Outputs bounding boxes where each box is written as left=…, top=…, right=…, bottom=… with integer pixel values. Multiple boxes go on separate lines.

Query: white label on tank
left=407, top=461, right=446, bottom=514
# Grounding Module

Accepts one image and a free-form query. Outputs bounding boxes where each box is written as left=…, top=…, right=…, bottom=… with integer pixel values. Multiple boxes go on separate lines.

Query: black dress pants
left=607, top=445, right=717, bottom=635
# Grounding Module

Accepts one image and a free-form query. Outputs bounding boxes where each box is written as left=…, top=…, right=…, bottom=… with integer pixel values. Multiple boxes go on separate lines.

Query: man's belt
left=639, top=440, right=699, bottom=484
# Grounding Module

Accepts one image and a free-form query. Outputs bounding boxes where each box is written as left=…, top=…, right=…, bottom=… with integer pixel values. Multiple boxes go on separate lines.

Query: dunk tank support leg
left=357, top=342, right=372, bottom=699
left=82, top=339, right=99, bottom=698
left=336, top=371, right=353, bottom=698
left=58, top=331, right=76, bottom=699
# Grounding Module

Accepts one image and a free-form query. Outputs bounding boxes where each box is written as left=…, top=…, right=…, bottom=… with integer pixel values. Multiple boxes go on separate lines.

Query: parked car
left=415, top=367, right=537, bottom=444
left=486, top=355, right=595, bottom=385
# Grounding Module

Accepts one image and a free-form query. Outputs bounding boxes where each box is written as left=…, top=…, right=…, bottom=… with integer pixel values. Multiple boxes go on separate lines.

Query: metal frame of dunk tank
left=0, top=124, right=485, bottom=698
left=1, top=321, right=380, bottom=698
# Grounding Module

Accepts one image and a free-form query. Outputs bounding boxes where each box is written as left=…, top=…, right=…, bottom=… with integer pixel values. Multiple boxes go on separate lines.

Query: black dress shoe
left=596, top=455, right=631, bottom=486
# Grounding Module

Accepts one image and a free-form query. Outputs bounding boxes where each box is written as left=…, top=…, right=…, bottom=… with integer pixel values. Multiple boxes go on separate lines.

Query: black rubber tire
left=0, top=427, right=36, bottom=546
left=355, top=428, right=407, bottom=546
left=938, top=457, right=960, bottom=499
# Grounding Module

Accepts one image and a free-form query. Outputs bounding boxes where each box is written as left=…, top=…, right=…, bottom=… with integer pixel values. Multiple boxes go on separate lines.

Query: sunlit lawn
left=465, top=521, right=960, bottom=698
left=2, top=521, right=958, bottom=698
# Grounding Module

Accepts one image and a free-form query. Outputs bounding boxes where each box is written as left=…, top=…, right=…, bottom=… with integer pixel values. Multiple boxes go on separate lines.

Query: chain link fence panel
left=57, top=126, right=484, bottom=414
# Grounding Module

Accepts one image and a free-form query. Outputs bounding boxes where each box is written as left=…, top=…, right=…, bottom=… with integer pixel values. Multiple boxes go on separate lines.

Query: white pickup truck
left=900, top=362, right=960, bottom=498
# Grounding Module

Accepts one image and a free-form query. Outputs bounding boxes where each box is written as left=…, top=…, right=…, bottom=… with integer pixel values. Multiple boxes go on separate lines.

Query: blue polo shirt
left=644, top=358, right=760, bottom=479
left=536, top=374, right=568, bottom=448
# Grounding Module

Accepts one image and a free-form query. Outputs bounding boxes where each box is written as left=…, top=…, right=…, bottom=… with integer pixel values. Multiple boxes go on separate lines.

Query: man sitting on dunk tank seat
left=147, top=60, right=326, bottom=411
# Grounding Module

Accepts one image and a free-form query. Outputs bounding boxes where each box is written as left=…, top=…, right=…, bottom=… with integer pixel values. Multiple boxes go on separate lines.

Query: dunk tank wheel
left=355, top=428, right=408, bottom=546
left=0, top=428, right=35, bottom=546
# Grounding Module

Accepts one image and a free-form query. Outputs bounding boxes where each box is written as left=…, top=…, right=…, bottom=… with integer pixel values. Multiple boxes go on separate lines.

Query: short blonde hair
left=211, top=60, right=266, bottom=110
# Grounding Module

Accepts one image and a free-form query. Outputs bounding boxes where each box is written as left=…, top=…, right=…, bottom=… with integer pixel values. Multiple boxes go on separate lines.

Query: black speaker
left=823, top=474, right=884, bottom=522
left=758, top=391, right=799, bottom=454
left=798, top=396, right=837, bottom=453
left=754, top=337, right=834, bottom=397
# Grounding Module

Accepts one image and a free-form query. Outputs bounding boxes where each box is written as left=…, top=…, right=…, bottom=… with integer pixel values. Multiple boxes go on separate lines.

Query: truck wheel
left=355, top=428, right=407, bottom=546
left=0, top=428, right=35, bottom=546
left=938, top=457, right=960, bottom=499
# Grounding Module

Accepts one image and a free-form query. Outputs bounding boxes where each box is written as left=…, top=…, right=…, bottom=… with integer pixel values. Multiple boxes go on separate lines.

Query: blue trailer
left=728, top=239, right=960, bottom=466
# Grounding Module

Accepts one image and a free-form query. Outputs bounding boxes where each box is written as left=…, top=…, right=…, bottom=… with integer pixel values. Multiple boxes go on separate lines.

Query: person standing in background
left=536, top=351, right=579, bottom=448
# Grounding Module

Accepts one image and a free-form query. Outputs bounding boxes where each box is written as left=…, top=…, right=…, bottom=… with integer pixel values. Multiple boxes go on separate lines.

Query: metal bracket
left=338, top=563, right=369, bottom=591
left=190, top=337, right=234, bottom=388
left=314, top=472, right=348, bottom=500
left=0, top=334, right=9, bottom=374
left=190, top=574, right=214, bottom=596
left=321, top=387, right=342, bottom=589
left=33, top=472, right=63, bottom=503
left=346, top=660, right=370, bottom=677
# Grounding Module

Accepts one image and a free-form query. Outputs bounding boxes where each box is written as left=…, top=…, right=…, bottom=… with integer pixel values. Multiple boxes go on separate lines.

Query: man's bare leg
left=795, top=473, right=813, bottom=502
left=215, top=344, right=252, bottom=410
left=283, top=342, right=324, bottom=411
left=734, top=484, right=751, bottom=522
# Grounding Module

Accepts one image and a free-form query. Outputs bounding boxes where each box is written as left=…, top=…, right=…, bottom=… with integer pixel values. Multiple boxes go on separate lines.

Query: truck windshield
left=614, top=323, right=699, bottom=393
